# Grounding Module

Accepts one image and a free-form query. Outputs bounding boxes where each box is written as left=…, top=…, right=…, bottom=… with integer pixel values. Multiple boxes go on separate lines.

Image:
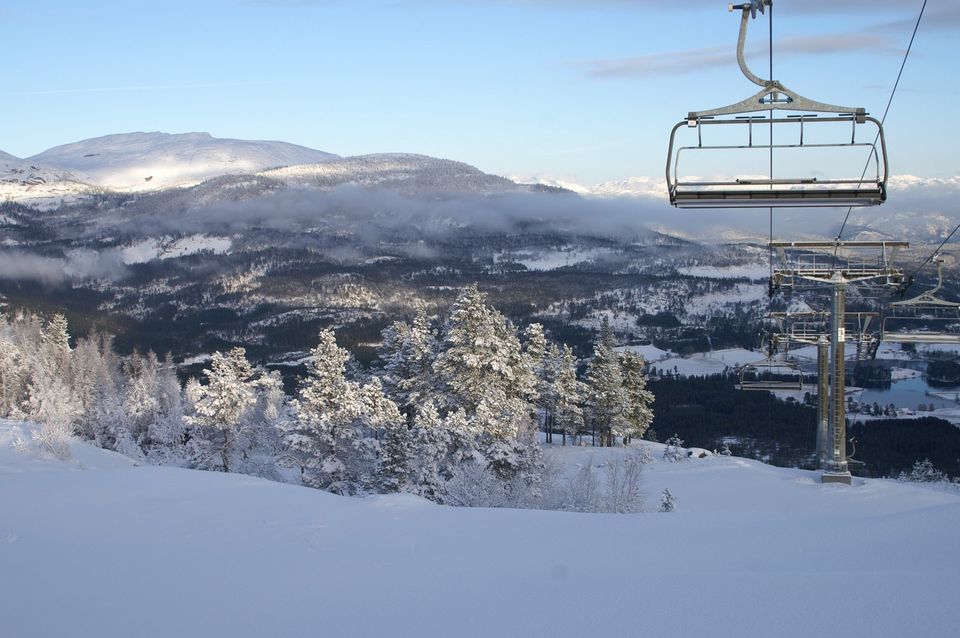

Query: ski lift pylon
left=665, top=1, right=888, bottom=209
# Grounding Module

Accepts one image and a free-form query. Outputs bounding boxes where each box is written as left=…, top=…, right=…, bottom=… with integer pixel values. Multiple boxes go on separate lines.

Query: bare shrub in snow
left=659, top=488, right=676, bottom=512
left=636, top=444, right=655, bottom=464
left=537, top=450, right=646, bottom=513
left=662, top=434, right=685, bottom=463
left=899, top=458, right=949, bottom=484
left=602, top=452, right=646, bottom=513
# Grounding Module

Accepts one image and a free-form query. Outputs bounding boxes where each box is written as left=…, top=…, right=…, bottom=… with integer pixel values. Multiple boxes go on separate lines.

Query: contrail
left=3, top=81, right=280, bottom=97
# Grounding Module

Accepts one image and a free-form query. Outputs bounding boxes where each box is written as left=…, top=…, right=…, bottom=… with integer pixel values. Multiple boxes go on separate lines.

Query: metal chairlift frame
left=665, top=1, right=888, bottom=208
left=769, top=310, right=878, bottom=356
left=736, top=334, right=805, bottom=391
left=881, top=255, right=960, bottom=344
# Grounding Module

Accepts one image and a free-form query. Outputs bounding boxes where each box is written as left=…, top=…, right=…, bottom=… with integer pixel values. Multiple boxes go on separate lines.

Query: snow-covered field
left=3, top=419, right=958, bottom=638
left=676, top=263, right=770, bottom=280
left=655, top=347, right=766, bottom=376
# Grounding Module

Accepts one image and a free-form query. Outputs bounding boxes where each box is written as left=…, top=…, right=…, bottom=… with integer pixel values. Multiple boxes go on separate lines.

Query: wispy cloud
left=2, top=81, right=278, bottom=98
left=585, top=32, right=898, bottom=79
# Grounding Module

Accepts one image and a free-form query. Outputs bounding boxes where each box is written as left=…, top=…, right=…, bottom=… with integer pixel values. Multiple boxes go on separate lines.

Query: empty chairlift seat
left=664, top=1, right=888, bottom=209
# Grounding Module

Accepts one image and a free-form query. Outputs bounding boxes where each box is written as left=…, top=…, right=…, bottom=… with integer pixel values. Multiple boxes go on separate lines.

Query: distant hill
left=27, top=131, right=340, bottom=191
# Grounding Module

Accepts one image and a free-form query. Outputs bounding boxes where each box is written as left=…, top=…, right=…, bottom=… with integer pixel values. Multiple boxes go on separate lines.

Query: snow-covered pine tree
left=618, top=350, right=654, bottom=443
left=659, top=488, right=676, bottom=512
left=0, top=320, right=24, bottom=418
left=379, top=302, right=437, bottom=422
left=379, top=414, right=415, bottom=493
left=523, top=323, right=550, bottom=439
left=663, top=434, right=686, bottom=462
left=148, top=353, right=186, bottom=461
left=542, top=343, right=585, bottom=446
left=123, top=351, right=161, bottom=452
left=234, top=369, right=288, bottom=479
left=584, top=317, right=626, bottom=447
left=433, top=285, right=539, bottom=480
left=186, top=347, right=256, bottom=472
left=283, top=329, right=365, bottom=494
left=410, top=400, right=450, bottom=498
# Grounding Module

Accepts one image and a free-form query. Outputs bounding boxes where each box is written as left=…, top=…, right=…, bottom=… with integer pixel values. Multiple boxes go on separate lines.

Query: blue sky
left=1, top=0, right=955, bottom=184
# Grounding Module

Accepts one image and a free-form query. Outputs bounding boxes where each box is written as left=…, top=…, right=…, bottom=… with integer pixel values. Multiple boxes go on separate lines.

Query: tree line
left=0, top=286, right=654, bottom=507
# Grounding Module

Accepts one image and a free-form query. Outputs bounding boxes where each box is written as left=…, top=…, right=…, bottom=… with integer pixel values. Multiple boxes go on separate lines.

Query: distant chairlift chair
left=736, top=336, right=804, bottom=391
left=665, top=1, right=888, bottom=209
left=881, top=255, right=960, bottom=345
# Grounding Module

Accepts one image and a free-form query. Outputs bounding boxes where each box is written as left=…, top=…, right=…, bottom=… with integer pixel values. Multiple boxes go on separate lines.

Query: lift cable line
left=834, top=0, right=928, bottom=244
left=666, top=0, right=888, bottom=209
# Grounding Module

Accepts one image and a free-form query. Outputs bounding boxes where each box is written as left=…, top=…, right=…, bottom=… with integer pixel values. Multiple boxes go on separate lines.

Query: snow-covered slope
left=28, top=132, right=339, bottom=191
left=262, top=153, right=521, bottom=194
left=0, top=160, right=100, bottom=210
left=2, top=419, right=958, bottom=638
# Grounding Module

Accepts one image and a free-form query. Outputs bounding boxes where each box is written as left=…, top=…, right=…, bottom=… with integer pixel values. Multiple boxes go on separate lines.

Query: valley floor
left=2, top=420, right=959, bottom=638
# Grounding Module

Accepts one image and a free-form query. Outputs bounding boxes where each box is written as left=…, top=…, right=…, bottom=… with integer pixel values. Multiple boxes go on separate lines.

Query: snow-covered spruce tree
left=432, top=285, right=539, bottom=481
left=0, top=319, right=24, bottom=418
left=147, top=353, right=187, bottom=462
left=122, top=351, right=162, bottom=453
left=618, top=350, right=654, bottom=444
left=663, top=434, right=686, bottom=462
left=410, top=400, right=451, bottom=498
left=69, top=332, right=120, bottom=443
left=283, top=329, right=367, bottom=494
left=379, top=394, right=416, bottom=493
left=234, top=370, right=289, bottom=479
left=352, top=376, right=404, bottom=490
left=186, top=347, right=256, bottom=473
left=659, top=488, right=676, bottom=512
left=584, top=317, right=626, bottom=447
left=23, top=314, right=82, bottom=459
left=379, top=302, right=437, bottom=423
left=523, top=323, right=550, bottom=440
left=542, top=343, right=585, bottom=446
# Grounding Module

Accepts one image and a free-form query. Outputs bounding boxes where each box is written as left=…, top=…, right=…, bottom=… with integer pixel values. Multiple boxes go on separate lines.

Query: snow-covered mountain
left=262, top=153, right=523, bottom=195
left=0, top=160, right=101, bottom=210
left=25, top=132, right=339, bottom=192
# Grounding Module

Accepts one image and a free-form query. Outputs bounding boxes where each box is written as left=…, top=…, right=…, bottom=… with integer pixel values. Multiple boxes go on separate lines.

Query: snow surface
left=494, top=247, right=615, bottom=271
left=677, top=263, right=770, bottom=280
left=655, top=347, right=766, bottom=376
left=28, top=132, right=338, bottom=192
left=4, top=419, right=957, bottom=637
left=614, top=343, right=674, bottom=362
left=121, top=234, right=232, bottom=265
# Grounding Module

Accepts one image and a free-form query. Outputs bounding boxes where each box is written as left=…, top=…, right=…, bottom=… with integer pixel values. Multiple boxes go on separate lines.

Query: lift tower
left=770, top=241, right=907, bottom=484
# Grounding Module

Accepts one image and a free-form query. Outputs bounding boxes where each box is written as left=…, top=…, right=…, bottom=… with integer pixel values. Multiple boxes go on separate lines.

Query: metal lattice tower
left=769, top=241, right=907, bottom=484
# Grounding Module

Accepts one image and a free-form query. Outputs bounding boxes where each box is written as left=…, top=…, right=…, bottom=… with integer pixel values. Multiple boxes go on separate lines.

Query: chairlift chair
left=665, top=1, right=888, bottom=209
left=736, top=334, right=804, bottom=391
left=881, top=255, right=960, bottom=344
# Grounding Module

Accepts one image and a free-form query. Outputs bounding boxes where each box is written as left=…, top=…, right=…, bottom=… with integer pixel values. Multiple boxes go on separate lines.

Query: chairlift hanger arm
left=687, top=3, right=865, bottom=122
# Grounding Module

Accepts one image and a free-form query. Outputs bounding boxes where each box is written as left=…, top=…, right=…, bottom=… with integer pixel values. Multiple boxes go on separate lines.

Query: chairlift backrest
left=881, top=257, right=960, bottom=344
left=665, top=3, right=887, bottom=209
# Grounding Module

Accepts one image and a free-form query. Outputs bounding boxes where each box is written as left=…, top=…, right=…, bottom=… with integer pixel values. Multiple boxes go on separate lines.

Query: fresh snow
left=121, top=234, right=232, bottom=264
left=655, top=347, right=767, bottom=376
left=615, top=343, right=674, bottom=362
left=494, top=247, right=616, bottom=271
left=28, top=132, right=338, bottom=192
left=677, top=263, right=770, bottom=280
left=2, top=419, right=958, bottom=637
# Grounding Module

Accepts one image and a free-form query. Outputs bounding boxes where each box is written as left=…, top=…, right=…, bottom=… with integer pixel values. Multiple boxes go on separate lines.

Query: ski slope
left=2, top=419, right=958, bottom=638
